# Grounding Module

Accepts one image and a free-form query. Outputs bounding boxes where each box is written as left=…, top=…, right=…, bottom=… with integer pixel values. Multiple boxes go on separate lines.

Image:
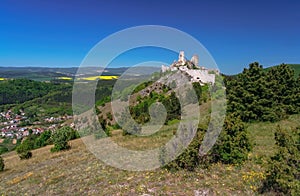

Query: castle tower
left=178, top=51, right=186, bottom=66
left=191, top=54, right=199, bottom=67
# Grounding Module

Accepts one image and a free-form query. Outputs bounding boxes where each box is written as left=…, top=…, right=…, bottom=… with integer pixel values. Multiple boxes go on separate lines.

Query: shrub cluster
left=16, top=135, right=35, bottom=159
left=130, top=91, right=181, bottom=126
left=161, top=115, right=252, bottom=171
left=160, top=127, right=205, bottom=171
left=261, top=126, right=300, bottom=195
left=15, top=127, right=79, bottom=158
left=51, top=127, right=78, bottom=152
left=210, top=115, right=252, bottom=164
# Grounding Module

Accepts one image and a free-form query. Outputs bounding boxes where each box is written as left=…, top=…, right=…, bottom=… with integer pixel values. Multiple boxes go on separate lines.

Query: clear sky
left=0, top=0, right=299, bottom=74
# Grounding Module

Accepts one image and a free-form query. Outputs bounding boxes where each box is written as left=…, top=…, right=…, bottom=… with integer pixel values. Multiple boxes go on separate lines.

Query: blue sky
left=0, top=0, right=299, bottom=74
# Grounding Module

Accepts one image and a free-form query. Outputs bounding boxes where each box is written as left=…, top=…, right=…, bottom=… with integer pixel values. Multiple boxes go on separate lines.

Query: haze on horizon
left=0, top=0, right=299, bottom=74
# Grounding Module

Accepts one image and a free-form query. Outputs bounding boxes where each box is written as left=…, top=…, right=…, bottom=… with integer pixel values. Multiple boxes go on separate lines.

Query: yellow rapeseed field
left=82, top=76, right=119, bottom=80
left=57, top=77, right=73, bottom=80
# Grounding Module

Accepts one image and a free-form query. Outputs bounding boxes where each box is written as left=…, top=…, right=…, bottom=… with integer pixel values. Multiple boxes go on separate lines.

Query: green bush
left=0, top=156, right=4, bottom=171
left=51, top=127, right=75, bottom=152
left=261, top=126, right=300, bottom=195
left=192, top=82, right=202, bottom=104
left=161, top=115, right=252, bottom=171
left=111, top=123, right=121, bottom=130
left=161, top=127, right=205, bottom=171
left=16, top=137, right=35, bottom=159
left=162, top=92, right=181, bottom=123
left=19, top=151, right=33, bottom=159
left=0, top=146, right=9, bottom=155
left=16, top=147, right=33, bottom=160
left=210, top=115, right=252, bottom=164
left=34, top=130, right=52, bottom=148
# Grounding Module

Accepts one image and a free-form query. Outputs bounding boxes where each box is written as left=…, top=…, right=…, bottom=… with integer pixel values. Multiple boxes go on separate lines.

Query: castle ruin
left=161, top=51, right=219, bottom=85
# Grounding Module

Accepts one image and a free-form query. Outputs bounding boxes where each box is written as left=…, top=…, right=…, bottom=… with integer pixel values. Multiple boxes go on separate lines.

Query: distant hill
left=0, top=67, right=127, bottom=81
left=1, top=64, right=298, bottom=81
left=0, top=66, right=160, bottom=81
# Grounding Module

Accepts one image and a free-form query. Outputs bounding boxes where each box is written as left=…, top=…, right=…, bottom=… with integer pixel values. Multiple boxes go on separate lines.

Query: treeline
left=15, top=127, right=79, bottom=160
left=0, top=79, right=116, bottom=121
left=0, top=79, right=63, bottom=105
left=226, top=63, right=300, bottom=122
left=0, top=78, right=116, bottom=107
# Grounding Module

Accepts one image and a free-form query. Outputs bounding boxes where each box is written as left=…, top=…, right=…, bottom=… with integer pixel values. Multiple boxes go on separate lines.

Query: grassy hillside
left=1, top=114, right=299, bottom=195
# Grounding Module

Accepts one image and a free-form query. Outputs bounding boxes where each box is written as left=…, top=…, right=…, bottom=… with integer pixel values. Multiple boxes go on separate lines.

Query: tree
left=34, top=130, right=52, bottom=148
left=16, top=136, right=35, bottom=159
left=192, top=82, right=202, bottom=103
left=16, top=141, right=33, bottom=159
left=51, top=127, right=74, bottom=152
left=162, top=92, right=181, bottom=123
left=265, top=64, right=298, bottom=117
left=226, top=63, right=299, bottom=122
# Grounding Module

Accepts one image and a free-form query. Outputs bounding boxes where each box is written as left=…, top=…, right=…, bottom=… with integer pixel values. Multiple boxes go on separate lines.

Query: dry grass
left=0, top=138, right=249, bottom=195
left=111, top=124, right=176, bottom=151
